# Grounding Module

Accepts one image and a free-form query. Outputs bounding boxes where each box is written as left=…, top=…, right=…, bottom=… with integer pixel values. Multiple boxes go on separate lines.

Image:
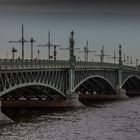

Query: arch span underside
left=0, top=83, right=65, bottom=100
left=122, top=75, right=140, bottom=97
left=74, top=75, right=116, bottom=95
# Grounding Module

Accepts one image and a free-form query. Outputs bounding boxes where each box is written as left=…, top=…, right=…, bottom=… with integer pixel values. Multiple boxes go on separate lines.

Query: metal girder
left=122, top=76, right=140, bottom=91
left=0, top=81, right=65, bottom=98
left=0, top=60, right=140, bottom=98
left=73, top=75, right=116, bottom=92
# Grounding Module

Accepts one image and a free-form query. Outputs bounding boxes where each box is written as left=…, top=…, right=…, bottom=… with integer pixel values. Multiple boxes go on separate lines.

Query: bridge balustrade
left=75, top=61, right=139, bottom=71
left=0, top=59, right=71, bottom=70
left=0, top=59, right=139, bottom=71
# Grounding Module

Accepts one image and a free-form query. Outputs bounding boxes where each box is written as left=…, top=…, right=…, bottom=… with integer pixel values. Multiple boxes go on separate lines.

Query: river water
left=0, top=98, right=140, bottom=140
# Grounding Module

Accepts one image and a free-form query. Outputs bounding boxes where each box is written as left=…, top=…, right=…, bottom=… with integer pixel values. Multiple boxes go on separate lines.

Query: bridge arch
left=73, top=75, right=116, bottom=94
left=121, top=75, right=140, bottom=88
left=0, top=82, right=65, bottom=98
left=121, top=75, right=140, bottom=96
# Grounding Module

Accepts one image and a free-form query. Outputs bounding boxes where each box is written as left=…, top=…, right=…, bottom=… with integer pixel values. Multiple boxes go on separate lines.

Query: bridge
left=0, top=31, right=140, bottom=107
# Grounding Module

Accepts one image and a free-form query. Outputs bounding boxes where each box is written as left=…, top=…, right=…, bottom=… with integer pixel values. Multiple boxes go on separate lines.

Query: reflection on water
left=1, top=98, right=140, bottom=140
left=1, top=107, right=74, bottom=122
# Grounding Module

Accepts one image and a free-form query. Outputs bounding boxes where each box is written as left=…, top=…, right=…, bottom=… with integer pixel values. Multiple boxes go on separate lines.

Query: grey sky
left=0, top=0, right=140, bottom=63
left=0, top=0, right=140, bottom=14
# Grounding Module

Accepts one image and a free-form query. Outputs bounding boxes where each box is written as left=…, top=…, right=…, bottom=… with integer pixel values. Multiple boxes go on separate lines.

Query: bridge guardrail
left=0, top=59, right=139, bottom=71
left=0, top=59, right=70, bottom=70
left=75, top=61, right=140, bottom=71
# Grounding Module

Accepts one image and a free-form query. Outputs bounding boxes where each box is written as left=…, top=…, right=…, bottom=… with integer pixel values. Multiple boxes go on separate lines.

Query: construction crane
left=96, top=46, right=111, bottom=63
left=78, top=40, right=96, bottom=62
left=9, top=24, right=30, bottom=61
left=37, top=31, right=60, bottom=60
left=12, top=47, right=17, bottom=60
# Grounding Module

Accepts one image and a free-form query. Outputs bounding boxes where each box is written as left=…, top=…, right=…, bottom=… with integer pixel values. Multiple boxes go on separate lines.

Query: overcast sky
left=0, top=0, right=140, bottom=63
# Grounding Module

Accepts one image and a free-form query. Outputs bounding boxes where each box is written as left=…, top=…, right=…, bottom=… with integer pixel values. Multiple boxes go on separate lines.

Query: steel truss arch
left=73, top=75, right=116, bottom=92
left=121, top=75, right=140, bottom=88
left=0, top=82, right=65, bottom=98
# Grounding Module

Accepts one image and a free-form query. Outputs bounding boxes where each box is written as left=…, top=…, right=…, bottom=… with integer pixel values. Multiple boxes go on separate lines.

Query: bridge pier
left=66, top=68, right=84, bottom=106
left=118, top=69, right=122, bottom=89
left=117, top=69, right=129, bottom=99
left=64, top=93, right=84, bottom=107
left=117, top=88, right=129, bottom=100
left=0, top=101, right=14, bottom=124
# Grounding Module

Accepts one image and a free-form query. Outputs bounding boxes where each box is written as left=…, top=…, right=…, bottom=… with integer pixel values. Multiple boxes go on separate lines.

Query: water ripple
left=1, top=98, right=140, bottom=140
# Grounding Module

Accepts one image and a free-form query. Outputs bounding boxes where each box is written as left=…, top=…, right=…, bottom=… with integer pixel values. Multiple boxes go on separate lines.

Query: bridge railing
left=75, top=61, right=140, bottom=71
left=75, top=61, right=118, bottom=69
left=0, top=59, right=139, bottom=71
left=0, top=59, right=70, bottom=70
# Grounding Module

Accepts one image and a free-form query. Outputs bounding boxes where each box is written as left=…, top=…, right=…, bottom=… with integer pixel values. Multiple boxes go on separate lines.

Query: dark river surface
left=0, top=98, right=140, bottom=140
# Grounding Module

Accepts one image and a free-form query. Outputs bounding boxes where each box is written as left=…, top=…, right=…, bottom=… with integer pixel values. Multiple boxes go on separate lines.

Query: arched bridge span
left=0, top=82, right=65, bottom=99
left=73, top=75, right=116, bottom=95
left=0, top=59, right=140, bottom=98
left=121, top=75, right=140, bottom=96
left=0, top=69, right=68, bottom=99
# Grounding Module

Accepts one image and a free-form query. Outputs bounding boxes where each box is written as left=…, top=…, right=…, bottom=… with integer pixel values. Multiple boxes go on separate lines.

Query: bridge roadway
left=0, top=59, right=140, bottom=107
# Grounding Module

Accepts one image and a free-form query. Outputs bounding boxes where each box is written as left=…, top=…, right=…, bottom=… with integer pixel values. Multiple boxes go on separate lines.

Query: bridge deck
left=0, top=59, right=139, bottom=71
